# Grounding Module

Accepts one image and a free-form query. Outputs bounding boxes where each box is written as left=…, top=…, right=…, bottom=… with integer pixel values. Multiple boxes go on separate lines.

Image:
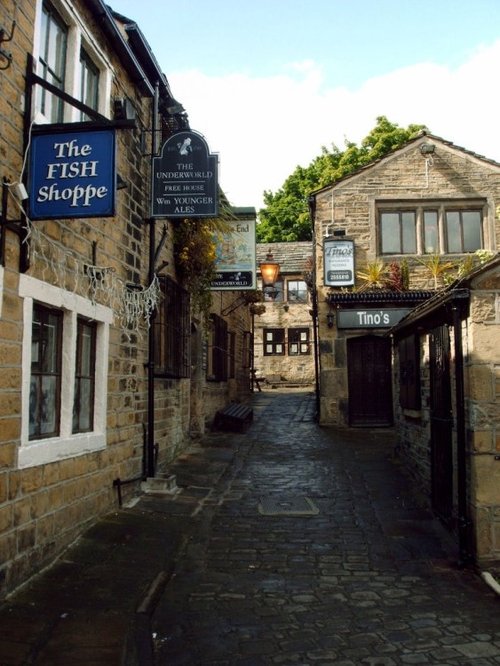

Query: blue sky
left=109, top=0, right=500, bottom=209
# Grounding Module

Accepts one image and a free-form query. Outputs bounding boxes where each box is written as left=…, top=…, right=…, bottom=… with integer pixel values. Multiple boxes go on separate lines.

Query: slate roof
left=256, top=242, right=312, bottom=274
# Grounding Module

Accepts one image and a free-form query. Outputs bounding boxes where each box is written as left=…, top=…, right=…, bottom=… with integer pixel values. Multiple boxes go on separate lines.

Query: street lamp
left=259, top=251, right=280, bottom=298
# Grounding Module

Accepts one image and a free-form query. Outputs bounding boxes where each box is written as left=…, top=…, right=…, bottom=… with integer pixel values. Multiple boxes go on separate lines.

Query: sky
left=108, top=0, right=500, bottom=211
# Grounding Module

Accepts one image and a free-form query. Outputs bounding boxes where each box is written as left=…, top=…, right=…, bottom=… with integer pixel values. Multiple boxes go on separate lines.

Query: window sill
left=18, top=432, right=106, bottom=469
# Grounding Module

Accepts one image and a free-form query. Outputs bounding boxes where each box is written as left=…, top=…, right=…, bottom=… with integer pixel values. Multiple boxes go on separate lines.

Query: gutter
left=85, top=0, right=155, bottom=96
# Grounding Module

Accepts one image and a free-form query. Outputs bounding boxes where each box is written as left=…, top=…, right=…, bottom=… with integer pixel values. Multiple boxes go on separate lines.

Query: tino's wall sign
left=29, top=128, right=116, bottom=219
left=324, top=239, right=355, bottom=286
left=337, top=308, right=411, bottom=329
left=152, top=130, right=218, bottom=218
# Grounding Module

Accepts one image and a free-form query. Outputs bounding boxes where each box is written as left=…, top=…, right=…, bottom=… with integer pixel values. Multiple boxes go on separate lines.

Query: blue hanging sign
left=152, top=130, right=218, bottom=218
left=28, top=128, right=116, bottom=219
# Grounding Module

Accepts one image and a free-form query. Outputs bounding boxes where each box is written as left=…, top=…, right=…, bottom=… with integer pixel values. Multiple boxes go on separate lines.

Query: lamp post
left=259, top=251, right=280, bottom=298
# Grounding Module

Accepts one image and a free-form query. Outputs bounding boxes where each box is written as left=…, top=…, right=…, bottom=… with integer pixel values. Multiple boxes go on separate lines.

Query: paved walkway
left=153, top=390, right=500, bottom=665
left=0, top=389, right=498, bottom=665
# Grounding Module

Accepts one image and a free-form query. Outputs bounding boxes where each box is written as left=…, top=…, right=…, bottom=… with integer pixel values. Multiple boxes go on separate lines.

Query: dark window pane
left=80, top=49, right=99, bottom=120
left=30, top=304, right=62, bottom=439
left=73, top=318, right=96, bottom=433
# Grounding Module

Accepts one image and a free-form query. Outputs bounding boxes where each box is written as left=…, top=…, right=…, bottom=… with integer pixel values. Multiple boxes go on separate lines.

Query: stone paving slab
left=152, top=391, right=500, bottom=666
left=0, top=389, right=499, bottom=665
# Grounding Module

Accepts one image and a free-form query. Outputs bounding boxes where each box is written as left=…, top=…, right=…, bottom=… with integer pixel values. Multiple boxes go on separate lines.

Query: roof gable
left=312, top=132, right=500, bottom=197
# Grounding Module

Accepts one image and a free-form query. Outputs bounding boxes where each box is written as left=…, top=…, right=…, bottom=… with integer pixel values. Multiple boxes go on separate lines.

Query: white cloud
left=168, top=40, right=500, bottom=211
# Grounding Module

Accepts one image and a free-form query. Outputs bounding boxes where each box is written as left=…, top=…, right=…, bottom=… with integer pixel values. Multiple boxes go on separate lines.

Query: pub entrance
left=347, top=335, right=393, bottom=426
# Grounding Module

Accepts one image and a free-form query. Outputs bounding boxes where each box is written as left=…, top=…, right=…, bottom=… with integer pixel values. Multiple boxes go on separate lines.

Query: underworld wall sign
left=152, top=130, right=218, bottom=218
left=211, top=216, right=256, bottom=290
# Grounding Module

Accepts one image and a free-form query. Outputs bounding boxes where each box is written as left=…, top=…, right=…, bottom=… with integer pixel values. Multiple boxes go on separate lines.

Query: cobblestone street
left=153, top=390, right=500, bottom=666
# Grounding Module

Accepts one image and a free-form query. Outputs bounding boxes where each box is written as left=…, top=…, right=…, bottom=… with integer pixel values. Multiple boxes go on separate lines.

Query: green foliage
left=257, top=116, right=427, bottom=242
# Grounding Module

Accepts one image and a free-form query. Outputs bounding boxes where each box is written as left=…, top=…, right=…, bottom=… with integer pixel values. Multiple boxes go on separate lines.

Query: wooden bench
left=212, top=402, right=253, bottom=433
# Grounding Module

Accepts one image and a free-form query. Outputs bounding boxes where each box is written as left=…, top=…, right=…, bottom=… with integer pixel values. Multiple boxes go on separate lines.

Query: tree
left=256, top=116, right=427, bottom=242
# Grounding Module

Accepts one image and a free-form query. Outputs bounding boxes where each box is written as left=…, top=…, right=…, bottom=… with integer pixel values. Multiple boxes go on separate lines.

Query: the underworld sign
left=29, top=128, right=116, bottom=219
left=152, top=130, right=218, bottom=218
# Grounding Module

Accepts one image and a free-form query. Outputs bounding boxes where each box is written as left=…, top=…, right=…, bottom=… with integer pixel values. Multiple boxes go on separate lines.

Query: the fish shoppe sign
left=29, top=129, right=116, bottom=219
left=151, top=130, right=218, bottom=218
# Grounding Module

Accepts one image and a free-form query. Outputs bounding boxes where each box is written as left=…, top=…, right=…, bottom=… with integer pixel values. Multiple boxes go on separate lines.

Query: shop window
left=154, top=276, right=190, bottom=378
left=287, top=280, right=308, bottom=303
left=398, top=334, right=421, bottom=410
left=207, top=314, right=228, bottom=381
left=19, top=274, right=112, bottom=469
left=264, top=328, right=285, bottom=356
left=288, top=328, right=310, bottom=355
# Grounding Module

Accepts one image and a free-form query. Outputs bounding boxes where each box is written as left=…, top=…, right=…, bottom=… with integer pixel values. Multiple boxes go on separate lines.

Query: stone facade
left=310, top=132, right=500, bottom=565
left=0, top=0, right=251, bottom=597
left=254, top=243, right=315, bottom=387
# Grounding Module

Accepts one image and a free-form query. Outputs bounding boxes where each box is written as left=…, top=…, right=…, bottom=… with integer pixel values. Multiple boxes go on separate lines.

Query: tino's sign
left=29, top=128, right=116, bottom=219
left=152, top=130, right=218, bottom=218
left=324, top=238, right=355, bottom=287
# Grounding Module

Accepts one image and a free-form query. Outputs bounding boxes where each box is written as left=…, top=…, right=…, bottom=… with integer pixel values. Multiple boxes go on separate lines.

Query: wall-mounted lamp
left=259, top=250, right=280, bottom=298
left=327, top=311, right=335, bottom=328
left=420, top=142, right=435, bottom=155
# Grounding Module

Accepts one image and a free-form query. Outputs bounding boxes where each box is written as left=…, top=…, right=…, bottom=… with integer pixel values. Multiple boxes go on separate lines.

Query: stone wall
left=0, top=0, right=252, bottom=597
left=466, top=269, right=500, bottom=564
left=253, top=298, right=315, bottom=385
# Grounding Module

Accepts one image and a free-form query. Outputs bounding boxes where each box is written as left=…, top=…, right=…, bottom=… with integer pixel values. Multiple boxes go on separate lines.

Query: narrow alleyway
left=153, top=389, right=500, bottom=665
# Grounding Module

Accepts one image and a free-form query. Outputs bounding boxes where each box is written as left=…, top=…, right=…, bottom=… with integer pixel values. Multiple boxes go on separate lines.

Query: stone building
left=391, top=257, right=500, bottom=567
left=253, top=242, right=315, bottom=387
left=0, top=0, right=252, bottom=596
left=310, top=132, right=500, bottom=565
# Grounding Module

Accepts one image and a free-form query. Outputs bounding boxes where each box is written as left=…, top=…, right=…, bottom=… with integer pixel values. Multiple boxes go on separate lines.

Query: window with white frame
left=287, top=279, right=308, bottom=303
left=19, top=274, right=112, bottom=469
left=35, top=1, right=112, bottom=123
left=378, top=200, right=486, bottom=255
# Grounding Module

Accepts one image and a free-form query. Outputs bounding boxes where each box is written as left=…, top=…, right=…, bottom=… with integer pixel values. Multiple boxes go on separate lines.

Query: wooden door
left=347, top=336, right=393, bottom=427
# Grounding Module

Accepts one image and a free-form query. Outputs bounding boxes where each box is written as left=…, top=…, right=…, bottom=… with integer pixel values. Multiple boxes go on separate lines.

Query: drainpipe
left=308, top=196, right=320, bottom=421
left=146, top=82, right=159, bottom=479
left=452, top=295, right=472, bottom=566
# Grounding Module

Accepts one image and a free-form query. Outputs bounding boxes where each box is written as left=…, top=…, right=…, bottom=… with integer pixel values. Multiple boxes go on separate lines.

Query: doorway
left=347, top=335, right=393, bottom=426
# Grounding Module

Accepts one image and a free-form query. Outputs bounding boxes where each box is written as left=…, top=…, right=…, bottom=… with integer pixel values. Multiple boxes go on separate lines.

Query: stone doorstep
left=141, top=474, right=178, bottom=495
